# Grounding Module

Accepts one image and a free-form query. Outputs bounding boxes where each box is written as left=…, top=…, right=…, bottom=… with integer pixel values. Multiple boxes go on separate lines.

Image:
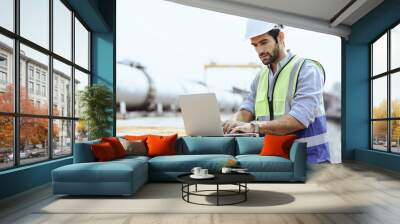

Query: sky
left=117, top=0, right=342, bottom=93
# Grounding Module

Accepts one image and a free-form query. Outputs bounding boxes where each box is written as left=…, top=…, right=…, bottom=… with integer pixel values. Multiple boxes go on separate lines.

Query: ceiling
left=166, top=0, right=384, bottom=38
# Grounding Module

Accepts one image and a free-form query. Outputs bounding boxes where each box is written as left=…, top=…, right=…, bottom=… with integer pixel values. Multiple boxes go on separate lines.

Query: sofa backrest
left=73, top=139, right=100, bottom=163
left=176, top=136, right=236, bottom=155
left=235, top=137, right=264, bottom=155
left=74, top=136, right=266, bottom=162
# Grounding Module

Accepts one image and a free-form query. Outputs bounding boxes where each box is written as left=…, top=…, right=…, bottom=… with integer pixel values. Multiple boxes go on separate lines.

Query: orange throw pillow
left=91, top=142, right=117, bottom=161
left=146, top=134, right=178, bottom=157
left=259, top=134, right=297, bottom=159
left=101, top=137, right=127, bottom=158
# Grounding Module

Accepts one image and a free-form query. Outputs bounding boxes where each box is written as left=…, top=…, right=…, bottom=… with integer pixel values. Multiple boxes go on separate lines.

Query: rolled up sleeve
left=288, top=60, right=325, bottom=128
left=239, top=73, right=260, bottom=115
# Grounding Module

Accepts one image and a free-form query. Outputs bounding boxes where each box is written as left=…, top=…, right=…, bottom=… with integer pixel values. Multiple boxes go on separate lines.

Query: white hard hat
left=244, top=19, right=283, bottom=39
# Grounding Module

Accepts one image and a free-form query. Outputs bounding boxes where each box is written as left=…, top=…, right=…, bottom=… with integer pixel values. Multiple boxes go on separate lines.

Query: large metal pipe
left=117, top=60, right=246, bottom=112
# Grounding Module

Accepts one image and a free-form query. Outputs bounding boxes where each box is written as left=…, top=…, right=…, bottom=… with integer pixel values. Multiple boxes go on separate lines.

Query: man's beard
left=260, top=45, right=280, bottom=65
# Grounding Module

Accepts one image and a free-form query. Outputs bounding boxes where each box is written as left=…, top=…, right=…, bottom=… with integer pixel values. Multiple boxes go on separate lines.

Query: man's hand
left=229, top=123, right=254, bottom=134
left=222, top=120, right=246, bottom=134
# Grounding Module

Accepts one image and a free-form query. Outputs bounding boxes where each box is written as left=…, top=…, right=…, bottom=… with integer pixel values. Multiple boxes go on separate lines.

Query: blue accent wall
left=92, top=31, right=116, bottom=136
left=343, top=0, right=400, bottom=171
left=0, top=0, right=116, bottom=200
left=91, top=0, right=116, bottom=136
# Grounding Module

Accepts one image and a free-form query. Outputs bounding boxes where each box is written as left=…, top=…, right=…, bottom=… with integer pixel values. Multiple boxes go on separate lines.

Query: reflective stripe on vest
left=255, top=55, right=305, bottom=120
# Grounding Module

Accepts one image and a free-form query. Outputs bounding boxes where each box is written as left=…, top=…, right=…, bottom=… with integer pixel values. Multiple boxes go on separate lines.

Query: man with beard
left=223, top=19, right=330, bottom=163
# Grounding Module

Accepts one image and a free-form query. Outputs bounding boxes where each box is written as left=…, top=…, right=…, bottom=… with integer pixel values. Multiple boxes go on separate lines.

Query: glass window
left=391, top=24, right=400, bottom=70
left=35, top=70, right=40, bottom=80
left=372, top=34, right=387, bottom=76
left=74, top=69, right=89, bottom=118
left=36, top=84, right=40, bottom=95
left=20, top=44, right=49, bottom=115
left=391, top=72, right=400, bottom=118
left=54, top=89, right=58, bottom=105
left=371, top=25, right=400, bottom=153
left=20, top=0, right=49, bottom=49
left=372, top=121, right=388, bottom=151
left=0, top=0, right=14, bottom=31
left=28, top=81, right=34, bottom=94
left=391, top=120, right=400, bottom=153
left=74, top=18, right=89, bottom=70
left=53, top=119, right=72, bottom=158
left=53, top=59, right=72, bottom=117
left=0, top=0, right=92, bottom=169
left=19, top=117, right=49, bottom=165
left=75, top=120, right=88, bottom=143
left=53, top=0, right=72, bottom=60
left=0, top=54, right=7, bottom=67
left=28, top=67, right=34, bottom=80
left=0, top=71, right=7, bottom=85
left=42, top=85, right=46, bottom=97
left=0, top=34, right=13, bottom=113
left=372, top=77, right=387, bottom=119
left=0, top=116, right=14, bottom=170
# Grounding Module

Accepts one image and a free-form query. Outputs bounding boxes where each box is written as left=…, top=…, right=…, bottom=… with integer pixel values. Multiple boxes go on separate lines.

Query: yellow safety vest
left=255, top=55, right=323, bottom=120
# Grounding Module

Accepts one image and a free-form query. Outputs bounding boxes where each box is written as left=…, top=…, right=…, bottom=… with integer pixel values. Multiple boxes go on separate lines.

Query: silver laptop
left=179, top=93, right=257, bottom=137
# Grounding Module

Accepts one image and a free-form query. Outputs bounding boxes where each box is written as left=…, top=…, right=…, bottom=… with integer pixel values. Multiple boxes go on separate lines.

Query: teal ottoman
left=52, top=156, right=148, bottom=196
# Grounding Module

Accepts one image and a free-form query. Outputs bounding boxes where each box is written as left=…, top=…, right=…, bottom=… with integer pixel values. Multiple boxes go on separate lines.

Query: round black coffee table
left=177, top=173, right=255, bottom=206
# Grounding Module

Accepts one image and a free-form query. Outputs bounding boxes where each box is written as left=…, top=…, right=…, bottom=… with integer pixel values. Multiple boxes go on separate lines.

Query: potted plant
left=79, top=84, right=113, bottom=140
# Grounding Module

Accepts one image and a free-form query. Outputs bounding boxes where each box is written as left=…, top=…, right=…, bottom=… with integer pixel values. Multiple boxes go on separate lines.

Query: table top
left=177, top=172, right=255, bottom=185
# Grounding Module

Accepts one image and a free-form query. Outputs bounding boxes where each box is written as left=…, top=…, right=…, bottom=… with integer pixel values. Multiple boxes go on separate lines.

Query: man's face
left=250, top=33, right=280, bottom=65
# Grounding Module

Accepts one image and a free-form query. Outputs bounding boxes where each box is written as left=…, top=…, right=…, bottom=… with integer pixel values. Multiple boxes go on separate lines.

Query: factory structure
left=116, top=60, right=341, bottom=121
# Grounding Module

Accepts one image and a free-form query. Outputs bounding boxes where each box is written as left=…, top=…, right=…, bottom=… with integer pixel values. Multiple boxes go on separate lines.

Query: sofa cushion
left=101, top=137, right=127, bottom=158
left=52, top=158, right=147, bottom=183
left=177, top=137, right=235, bottom=155
left=260, top=135, right=297, bottom=159
left=235, top=137, right=263, bottom=155
left=91, top=142, right=118, bottom=161
left=115, top=155, right=150, bottom=164
left=119, top=138, right=147, bottom=156
left=148, top=154, right=235, bottom=172
left=236, top=155, right=293, bottom=172
left=147, top=134, right=177, bottom=157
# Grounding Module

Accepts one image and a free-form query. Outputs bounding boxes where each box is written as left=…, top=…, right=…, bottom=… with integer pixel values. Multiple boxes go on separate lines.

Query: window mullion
left=388, top=30, right=391, bottom=152
left=48, top=0, right=54, bottom=160
left=71, top=10, right=76, bottom=154
left=14, top=0, right=20, bottom=167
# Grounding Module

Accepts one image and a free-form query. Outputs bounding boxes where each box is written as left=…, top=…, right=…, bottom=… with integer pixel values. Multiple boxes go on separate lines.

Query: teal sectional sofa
left=52, top=137, right=307, bottom=196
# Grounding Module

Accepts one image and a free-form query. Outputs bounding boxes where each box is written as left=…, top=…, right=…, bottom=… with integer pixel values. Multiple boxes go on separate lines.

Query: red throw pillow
left=259, top=134, right=297, bottom=159
left=91, top=142, right=117, bottom=161
left=101, top=137, right=127, bottom=158
left=146, top=134, right=178, bottom=157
